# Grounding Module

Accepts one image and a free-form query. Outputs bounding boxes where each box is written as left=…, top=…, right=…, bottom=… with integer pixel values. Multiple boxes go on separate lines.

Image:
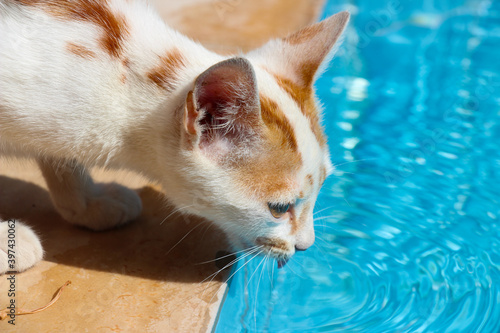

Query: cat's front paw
left=56, top=183, right=142, bottom=231
left=0, top=221, right=44, bottom=275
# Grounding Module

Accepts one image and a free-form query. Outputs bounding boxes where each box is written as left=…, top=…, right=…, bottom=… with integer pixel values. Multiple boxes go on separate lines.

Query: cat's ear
left=184, top=57, right=260, bottom=155
left=250, top=11, right=349, bottom=89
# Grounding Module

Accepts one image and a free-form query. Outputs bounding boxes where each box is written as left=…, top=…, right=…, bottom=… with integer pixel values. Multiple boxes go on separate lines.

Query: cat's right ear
left=184, top=57, right=260, bottom=156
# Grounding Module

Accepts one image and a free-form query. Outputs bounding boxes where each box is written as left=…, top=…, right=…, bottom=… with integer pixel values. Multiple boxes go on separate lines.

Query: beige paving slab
left=155, top=0, right=325, bottom=54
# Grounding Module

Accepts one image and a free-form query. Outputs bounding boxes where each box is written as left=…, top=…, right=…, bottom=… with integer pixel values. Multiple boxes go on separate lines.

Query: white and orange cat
left=0, top=0, right=348, bottom=274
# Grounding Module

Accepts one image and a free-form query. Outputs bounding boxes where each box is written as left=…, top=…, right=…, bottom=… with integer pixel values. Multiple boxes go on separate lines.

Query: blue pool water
left=215, top=0, right=500, bottom=331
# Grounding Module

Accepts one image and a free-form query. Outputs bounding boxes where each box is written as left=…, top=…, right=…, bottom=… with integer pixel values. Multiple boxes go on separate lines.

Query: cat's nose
left=295, top=245, right=307, bottom=252
left=295, top=224, right=315, bottom=251
left=295, top=240, right=313, bottom=251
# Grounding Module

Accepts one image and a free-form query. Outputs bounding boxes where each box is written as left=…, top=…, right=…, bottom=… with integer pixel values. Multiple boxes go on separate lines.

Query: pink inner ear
left=195, top=57, right=258, bottom=116
left=197, top=68, right=246, bottom=108
left=191, top=57, right=260, bottom=147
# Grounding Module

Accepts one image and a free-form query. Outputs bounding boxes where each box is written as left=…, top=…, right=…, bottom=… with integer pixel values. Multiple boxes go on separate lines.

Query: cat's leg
left=0, top=221, right=44, bottom=274
left=37, top=158, right=142, bottom=231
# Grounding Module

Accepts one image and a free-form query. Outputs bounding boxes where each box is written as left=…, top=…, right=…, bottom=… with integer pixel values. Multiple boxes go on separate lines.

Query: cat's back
left=0, top=0, right=196, bottom=113
left=0, top=0, right=174, bottom=60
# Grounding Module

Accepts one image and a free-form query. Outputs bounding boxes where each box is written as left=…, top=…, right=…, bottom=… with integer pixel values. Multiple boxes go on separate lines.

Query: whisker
left=313, top=205, right=336, bottom=217
left=195, top=248, right=264, bottom=313
left=271, top=255, right=275, bottom=287
left=313, top=215, right=346, bottom=222
left=332, top=170, right=356, bottom=175
left=315, top=234, right=332, bottom=242
left=314, top=241, right=334, bottom=271
left=199, top=246, right=262, bottom=285
left=164, top=247, right=262, bottom=318
left=205, top=247, right=261, bottom=280
left=159, top=204, right=195, bottom=225
left=254, top=256, right=268, bottom=330
left=194, top=246, right=256, bottom=266
left=267, top=255, right=274, bottom=285
left=285, top=258, right=307, bottom=279
left=246, top=255, right=266, bottom=290
left=205, top=249, right=264, bottom=308
left=224, top=249, right=263, bottom=285
left=164, top=222, right=204, bottom=256
left=319, top=223, right=348, bottom=228
left=287, top=255, right=306, bottom=273
left=164, top=248, right=244, bottom=317
left=331, top=157, right=378, bottom=169
left=314, top=205, right=337, bottom=230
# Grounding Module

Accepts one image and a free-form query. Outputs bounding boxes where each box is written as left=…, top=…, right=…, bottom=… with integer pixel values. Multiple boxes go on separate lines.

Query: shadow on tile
left=0, top=175, right=230, bottom=283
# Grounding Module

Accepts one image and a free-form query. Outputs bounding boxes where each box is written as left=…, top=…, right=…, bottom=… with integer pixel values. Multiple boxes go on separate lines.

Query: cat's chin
left=228, top=235, right=295, bottom=268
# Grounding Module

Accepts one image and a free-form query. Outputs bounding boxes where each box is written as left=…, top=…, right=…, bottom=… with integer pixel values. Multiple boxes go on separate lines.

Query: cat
left=0, top=0, right=349, bottom=274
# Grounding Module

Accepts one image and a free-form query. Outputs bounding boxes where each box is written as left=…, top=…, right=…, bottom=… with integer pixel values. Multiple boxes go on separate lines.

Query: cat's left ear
left=249, top=11, right=350, bottom=88
left=184, top=57, right=260, bottom=154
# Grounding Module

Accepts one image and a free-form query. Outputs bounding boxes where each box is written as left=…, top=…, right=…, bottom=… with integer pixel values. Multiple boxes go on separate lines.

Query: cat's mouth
left=255, top=237, right=293, bottom=268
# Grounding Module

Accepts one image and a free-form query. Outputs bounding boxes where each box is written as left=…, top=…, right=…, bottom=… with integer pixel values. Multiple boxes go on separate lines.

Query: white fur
left=0, top=221, right=44, bottom=273
left=0, top=0, right=348, bottom=274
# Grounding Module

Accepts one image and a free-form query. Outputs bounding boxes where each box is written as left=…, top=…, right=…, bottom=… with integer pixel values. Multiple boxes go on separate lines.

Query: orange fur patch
left=306, top=174, right=314, bottom=186
left=260, top=95, right=298, bottom=152
left=122, top=58, right=130, bottom=68
left=272, top=72, right=326, bottom=147
left=229, top=95, right=302, bottom=200
left=305, top=174, right=315, bottom=195
left=119, top=59, right=130, bottom=84
left=65, top=42, right=96, bottom=59
left=297, top=61, right=319, bottom=88
left=147, top=49, right=187, bottom=91
left=296, top=173, right=315, bottom=200
left=293, top=202, right=311, bottom=235
left=17, top=0, right=128, bottom=58
left=233, top=153, right=299, bottom=201
left=224, top=94, right=305, bottom=200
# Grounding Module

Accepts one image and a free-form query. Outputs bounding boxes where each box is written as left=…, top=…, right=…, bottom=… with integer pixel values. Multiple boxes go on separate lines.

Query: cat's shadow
left=0, top=175, right=229, bottom=283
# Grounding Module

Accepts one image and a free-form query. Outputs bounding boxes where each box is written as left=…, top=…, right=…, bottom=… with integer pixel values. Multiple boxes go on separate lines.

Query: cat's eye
left=268, top=202, right=290, bottom=219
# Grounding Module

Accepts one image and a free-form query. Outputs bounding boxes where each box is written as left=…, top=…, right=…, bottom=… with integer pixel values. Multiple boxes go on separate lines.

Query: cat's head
left=179, top=12, right=349, bottom=266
